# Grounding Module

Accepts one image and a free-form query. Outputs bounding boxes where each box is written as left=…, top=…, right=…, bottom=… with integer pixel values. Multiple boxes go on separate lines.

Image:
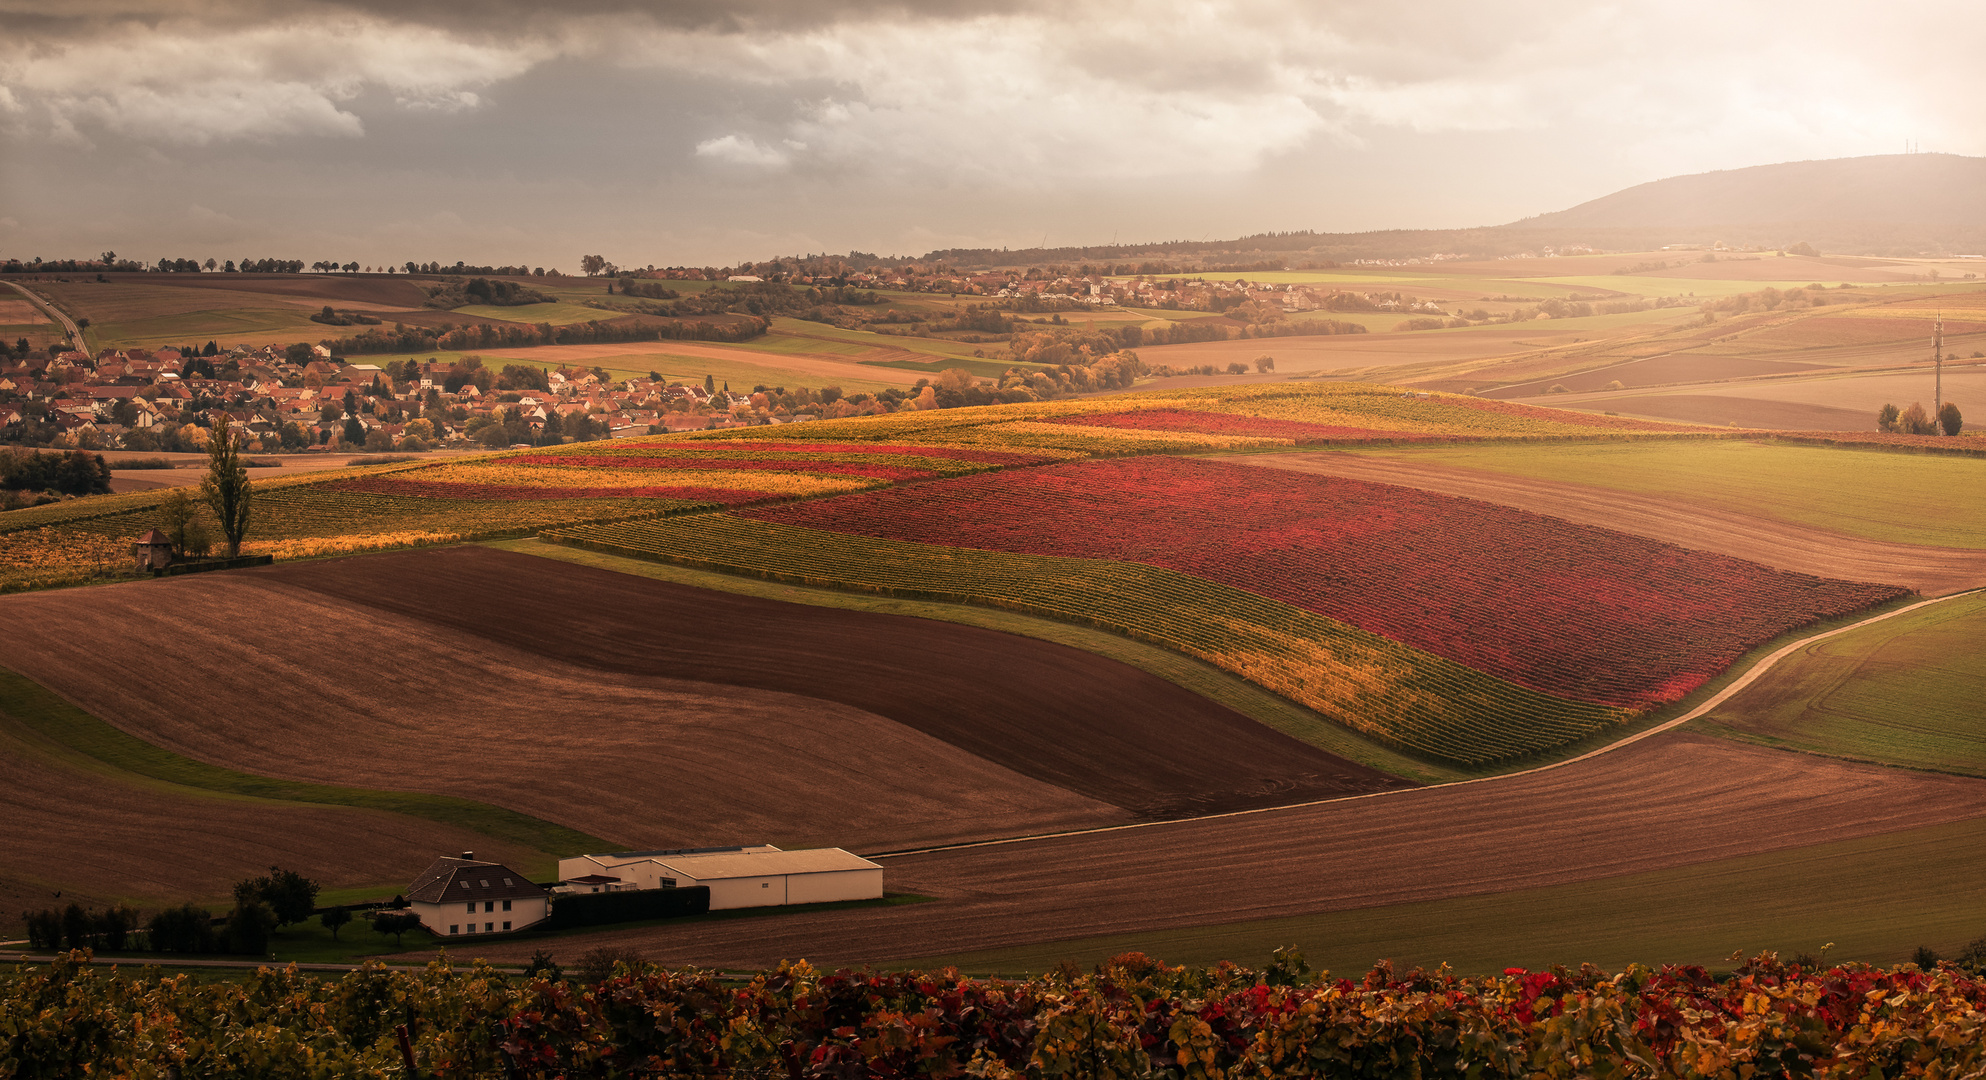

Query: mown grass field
left=1361, top=439, right=1986, bottom=550
left=903, top=811, right=1986, bottom=976
left=1696, top=589, right=1986, bottom=775
left=450, top=301, right=613, bottom=326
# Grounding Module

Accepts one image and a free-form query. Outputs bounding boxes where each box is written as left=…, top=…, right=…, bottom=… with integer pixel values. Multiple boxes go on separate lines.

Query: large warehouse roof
left=657, top=848, right=881, bottom=880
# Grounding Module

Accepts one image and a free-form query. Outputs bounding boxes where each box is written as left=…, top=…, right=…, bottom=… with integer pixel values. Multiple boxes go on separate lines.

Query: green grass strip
left=0, top=667, right=612, bottom=857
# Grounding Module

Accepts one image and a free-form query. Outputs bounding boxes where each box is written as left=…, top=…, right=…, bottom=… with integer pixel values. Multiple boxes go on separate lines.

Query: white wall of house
left=412, top=895, right=549, bottom=937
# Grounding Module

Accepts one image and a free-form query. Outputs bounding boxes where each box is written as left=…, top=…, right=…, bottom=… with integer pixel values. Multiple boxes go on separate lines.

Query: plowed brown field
left=452, top=732, right=1986, bottom=969
left=0, top=723, right=540, bottom=913
left=0, top=548, right=1401, bottom=897
left=1227, top=452, right=1986, bottom=595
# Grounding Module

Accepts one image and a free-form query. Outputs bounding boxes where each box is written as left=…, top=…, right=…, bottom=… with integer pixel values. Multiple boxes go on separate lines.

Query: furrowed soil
left=1226, top=451, right=1986, bottom=596
left=0, top=721, right=543, bottom=915
left=451, top=731, right=1986, bottom=970
left=0, top=548, right=1400, bottom=879
left=0, top=572, right=1125, bottom=860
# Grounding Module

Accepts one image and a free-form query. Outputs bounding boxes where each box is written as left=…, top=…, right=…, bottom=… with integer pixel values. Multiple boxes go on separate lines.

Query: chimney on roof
left=460, top=851, right=474, bottom=860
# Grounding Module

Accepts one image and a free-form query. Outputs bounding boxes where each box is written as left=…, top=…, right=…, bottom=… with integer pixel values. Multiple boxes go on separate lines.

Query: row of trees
left=20, top=866, right=321, bottom=956
left=316, top=314, right=766, bottom=357
left=0, top=448, right=112, bottom=496
left=1878, top=401, right=1963, bottom=435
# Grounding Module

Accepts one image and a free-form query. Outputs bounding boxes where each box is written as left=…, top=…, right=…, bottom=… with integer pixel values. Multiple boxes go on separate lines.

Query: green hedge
left=543, top=886, right=708, bottom=929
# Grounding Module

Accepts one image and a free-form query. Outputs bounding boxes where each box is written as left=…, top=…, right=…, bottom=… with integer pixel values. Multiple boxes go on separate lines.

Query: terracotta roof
left=137, top=529, right=171, bottom=545
left=407, top=856, right=547, bottom=904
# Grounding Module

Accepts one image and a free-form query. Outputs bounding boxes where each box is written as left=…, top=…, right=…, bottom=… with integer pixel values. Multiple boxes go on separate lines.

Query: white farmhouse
left=557, top=845, right=883, bottom=911
left=408, top=853, right=550, bottom=938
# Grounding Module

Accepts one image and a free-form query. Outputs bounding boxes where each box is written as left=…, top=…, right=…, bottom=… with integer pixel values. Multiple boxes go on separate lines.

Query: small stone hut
left=132, top=529, right=174, bottom=572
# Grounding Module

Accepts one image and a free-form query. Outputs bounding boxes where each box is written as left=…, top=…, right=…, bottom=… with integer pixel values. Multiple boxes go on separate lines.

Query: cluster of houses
left=405, top=846, right=884, bottom=938
left=0, top=343, right=806, bottom=452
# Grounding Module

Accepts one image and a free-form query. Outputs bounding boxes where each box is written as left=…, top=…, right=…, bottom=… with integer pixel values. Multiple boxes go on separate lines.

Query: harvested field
left=0, top=569, right=1133, bottom=858
left=0, top=720, right=542, bottom=915
left=1547, top=393, right=1871, bottom=430
left=100, top=271, right=434, bottom=308
left=1353, top=439, right=1986, bottom=552
left=453, top=731, right=1986, bottom=969
left=0, top=548, right=1398, bottom=859
left=1230, top=452, right=1986, bottom=595
left=1482, top=353, right=1828, bottom=398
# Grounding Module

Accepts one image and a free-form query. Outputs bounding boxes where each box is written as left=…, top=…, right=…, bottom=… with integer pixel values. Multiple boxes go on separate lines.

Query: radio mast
left=1934, top=316, right=1944, bottom=434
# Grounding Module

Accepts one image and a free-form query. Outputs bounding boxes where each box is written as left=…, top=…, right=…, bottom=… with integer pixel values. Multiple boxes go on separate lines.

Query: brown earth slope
left=0, top=548, right=1402, bottom=900
left=267, top=547, right=1406, bottom=816
left=454, top=731, right=1986, bottom=969
left=1227, top=452, right=1986, bottom=596
left=0, top=722, right=544, bottom=914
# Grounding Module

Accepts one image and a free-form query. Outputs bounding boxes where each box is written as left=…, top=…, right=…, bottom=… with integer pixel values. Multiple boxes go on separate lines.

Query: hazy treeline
left=317, top=315, right=768, bottom=356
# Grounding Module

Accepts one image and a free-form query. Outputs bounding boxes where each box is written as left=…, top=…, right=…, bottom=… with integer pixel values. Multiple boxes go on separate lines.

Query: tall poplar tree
left=201, top=413, right=253, bottom=557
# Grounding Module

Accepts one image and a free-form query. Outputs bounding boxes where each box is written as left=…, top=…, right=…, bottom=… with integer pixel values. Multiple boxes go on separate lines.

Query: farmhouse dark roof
left=407, top=856, right=547, bottom=904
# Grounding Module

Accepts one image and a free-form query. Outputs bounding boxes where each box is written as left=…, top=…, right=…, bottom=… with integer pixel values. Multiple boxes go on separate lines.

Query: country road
left=3, top=281, right=82, bottom=345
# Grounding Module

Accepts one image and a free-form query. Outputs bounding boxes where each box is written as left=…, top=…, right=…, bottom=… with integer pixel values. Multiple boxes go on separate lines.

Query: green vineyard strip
left=0, top=668, right=612, bottom=855
left=544, top=514, right=1626, bottom=766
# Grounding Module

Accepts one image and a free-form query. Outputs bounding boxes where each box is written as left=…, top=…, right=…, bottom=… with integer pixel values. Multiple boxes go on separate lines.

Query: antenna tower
left=1934, top=316, right=1944, bottom=434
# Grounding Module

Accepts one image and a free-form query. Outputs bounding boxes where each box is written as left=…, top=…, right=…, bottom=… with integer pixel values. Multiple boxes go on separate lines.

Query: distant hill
left=1518, top=154, right=1986, bottom=232
left=910, top=154, right=1986, bottom=268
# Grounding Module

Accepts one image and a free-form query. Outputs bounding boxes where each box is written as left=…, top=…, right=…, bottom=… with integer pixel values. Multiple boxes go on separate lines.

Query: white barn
left=557, top=845, right=883, bottom=911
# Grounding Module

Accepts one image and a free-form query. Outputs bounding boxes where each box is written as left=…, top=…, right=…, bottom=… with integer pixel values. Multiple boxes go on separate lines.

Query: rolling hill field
left=2, top=379, right=1980, bottom=970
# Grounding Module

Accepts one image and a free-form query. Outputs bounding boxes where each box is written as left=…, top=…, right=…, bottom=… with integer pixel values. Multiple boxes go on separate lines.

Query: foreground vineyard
left=546, top=514, right=1625, bottom=764
left=8, top=951, right=1986, bottom=1078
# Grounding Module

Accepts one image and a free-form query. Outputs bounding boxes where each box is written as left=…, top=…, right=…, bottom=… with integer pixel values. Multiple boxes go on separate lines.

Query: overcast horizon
left=4, top=1, right=1984, bottom=272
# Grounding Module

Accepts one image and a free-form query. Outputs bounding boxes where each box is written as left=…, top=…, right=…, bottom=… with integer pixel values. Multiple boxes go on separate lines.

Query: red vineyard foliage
left=509, top=454, right=942, bottom=481
left=1043, top=407, right=1451, bottom=442
left=745, top=456, right=1905, bottom=707
left=12, top=950, right=1986, bottom=1078
left=661, top=440, right=1060, bottom=465
left=328, top=477, right=773, bottom=503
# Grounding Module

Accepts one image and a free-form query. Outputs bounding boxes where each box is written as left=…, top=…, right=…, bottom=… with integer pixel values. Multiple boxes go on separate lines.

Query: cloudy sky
left=2, top=1, right=1982, bottom=270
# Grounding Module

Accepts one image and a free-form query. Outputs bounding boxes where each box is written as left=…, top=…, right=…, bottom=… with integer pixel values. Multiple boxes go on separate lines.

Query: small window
left=465, top=902, right=475, bottom=913
left=762, top=882, right=770, bottom=888
left=479, top=879, right=489, bottom=888
left=458, top=881, right=469, bottom=889
left=502, top=900, right=512, bottom=911
left=485, top=922, right=494, bottom=932
left=502, top=921, right=512, bottom=931
left=502, top=878, right=513, bottom=886
left=449, top=925, right=458, bottom=935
